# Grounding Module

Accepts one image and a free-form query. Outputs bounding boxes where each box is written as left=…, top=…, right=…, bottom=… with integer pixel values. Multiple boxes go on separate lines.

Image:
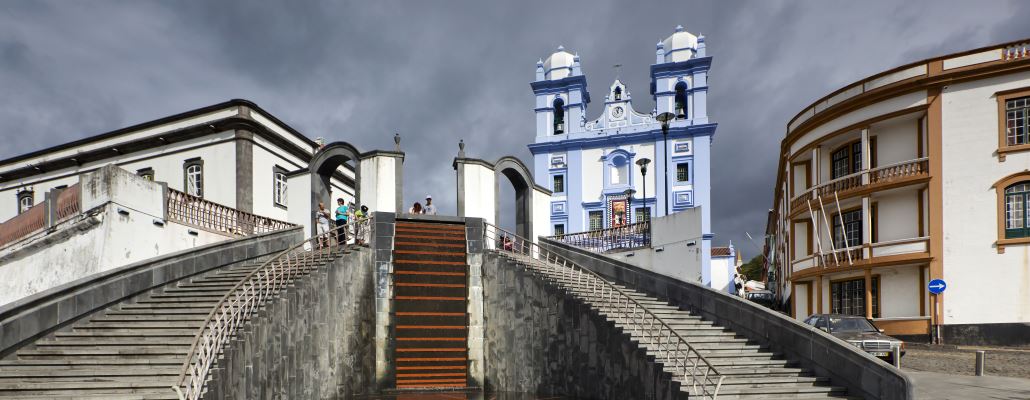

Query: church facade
left=528, top=25, right=717, bottom=262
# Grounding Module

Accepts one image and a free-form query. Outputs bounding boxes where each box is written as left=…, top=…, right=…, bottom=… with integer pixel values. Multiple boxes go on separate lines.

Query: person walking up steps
left=423, top=194, right=437, bottom=215
left=315, top=202, right=332, bottom=248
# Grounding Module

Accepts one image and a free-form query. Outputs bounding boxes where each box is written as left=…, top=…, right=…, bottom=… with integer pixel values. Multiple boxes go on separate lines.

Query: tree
left=739, top=255, right=764, bottom=281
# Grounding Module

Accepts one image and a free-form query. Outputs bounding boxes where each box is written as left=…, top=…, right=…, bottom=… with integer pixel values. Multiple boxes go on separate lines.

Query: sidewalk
left=906, top=370, right=1030, bottom=400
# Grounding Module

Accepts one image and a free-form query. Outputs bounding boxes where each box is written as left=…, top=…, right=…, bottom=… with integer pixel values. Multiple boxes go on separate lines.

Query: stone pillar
left=464, top=218, right=486, bottom=387
left=369, top=212, right=397, bottom=390
left=359, top=151, right=405, bottom=214
left=453, top=158, right=496, bottom=226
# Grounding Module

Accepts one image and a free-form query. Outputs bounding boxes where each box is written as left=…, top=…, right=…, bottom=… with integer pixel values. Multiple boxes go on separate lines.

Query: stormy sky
left=2, top=1, right=1029, bottom=257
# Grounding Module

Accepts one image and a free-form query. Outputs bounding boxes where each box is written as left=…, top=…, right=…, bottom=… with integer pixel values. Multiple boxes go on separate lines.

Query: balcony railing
left=789, top=158, right=928, bottom=214
left=166, top=189, right=295, bottom=236
left=791, top=237, right=929, bottom=273
left=0, top=184, right=81, bottom=249
left=546, top=221, right=650, bottom=253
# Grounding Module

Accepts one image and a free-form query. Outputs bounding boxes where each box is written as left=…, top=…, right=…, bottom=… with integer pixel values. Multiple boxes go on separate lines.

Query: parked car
left=745, top=290, right=775, bottom=309
left=803, top=314, right=905, bottom=362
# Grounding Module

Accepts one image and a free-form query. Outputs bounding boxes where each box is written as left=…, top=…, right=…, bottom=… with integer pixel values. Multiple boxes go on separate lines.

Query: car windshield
left=828, top=317, right=878, bottom=333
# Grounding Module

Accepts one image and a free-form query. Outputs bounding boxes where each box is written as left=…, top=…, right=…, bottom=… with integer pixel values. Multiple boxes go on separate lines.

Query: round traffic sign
left=928, top=279, right=947, bottom=295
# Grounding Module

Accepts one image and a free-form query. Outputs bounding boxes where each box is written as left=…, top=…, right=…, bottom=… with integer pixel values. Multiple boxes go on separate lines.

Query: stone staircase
left=391, top=220, right=471, bottom=390
left=495, top=251, right=859, bottom=400
left=0, top=250, right=345, bottom=399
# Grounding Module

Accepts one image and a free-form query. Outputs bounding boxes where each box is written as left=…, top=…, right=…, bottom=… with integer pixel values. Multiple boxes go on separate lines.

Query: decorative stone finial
left=537, top=58, right=543, bottom=66
left=394, top=133, right=401, bottom=151
left=675, top=24, right=684, bottom=32
left=557, top=45, right=565, bottom=51
left=458, top=139, right=465, bottom=158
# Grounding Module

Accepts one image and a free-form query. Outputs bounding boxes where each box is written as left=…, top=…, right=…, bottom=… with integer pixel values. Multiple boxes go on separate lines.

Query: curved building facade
left=765, top=39, right=1030, bottom=345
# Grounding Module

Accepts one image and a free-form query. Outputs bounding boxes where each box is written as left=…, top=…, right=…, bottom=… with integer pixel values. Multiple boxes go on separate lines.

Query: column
left=359, top=151, right=405, bottom=214
left=816, top=275, right=823, bottom=314
left=865, top=268, right=873, bottom=319
left=862, top=196, right=872, bottom=258
left=861, top=127, right=871, bottom=184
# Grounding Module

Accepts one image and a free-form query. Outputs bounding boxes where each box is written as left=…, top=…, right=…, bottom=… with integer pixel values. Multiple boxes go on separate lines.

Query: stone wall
left=539, top=237, right=915, bottom=400
left=204, top=247, right=377, bottom=399
left=481, top=252, right=685, bottom=400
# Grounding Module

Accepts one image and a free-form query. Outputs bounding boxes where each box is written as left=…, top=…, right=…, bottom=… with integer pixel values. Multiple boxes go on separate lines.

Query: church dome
left=543, top=46, right=576, bottom=80
left=661, top=25, right=698, bottom=63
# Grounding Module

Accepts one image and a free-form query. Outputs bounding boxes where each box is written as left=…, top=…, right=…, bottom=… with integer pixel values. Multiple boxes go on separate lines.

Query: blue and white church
left=528, top=25, right=717, bottom=257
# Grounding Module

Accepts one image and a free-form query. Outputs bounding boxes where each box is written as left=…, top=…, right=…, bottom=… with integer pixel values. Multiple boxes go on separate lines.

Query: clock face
left=612, top=106, right=624, bottom=119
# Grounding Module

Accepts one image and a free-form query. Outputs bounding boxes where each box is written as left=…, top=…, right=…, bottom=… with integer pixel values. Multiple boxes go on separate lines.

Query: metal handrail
left=486, top=223, right=723, bottom=399
left=546, top=221, right=650, bottom=252
left=172, top=216, right=373, bottom=400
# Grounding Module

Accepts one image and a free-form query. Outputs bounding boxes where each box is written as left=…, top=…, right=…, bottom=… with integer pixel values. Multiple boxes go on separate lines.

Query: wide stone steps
left=0, top=248, right=350, bottom=399
left=499, top=254, right=851, bottom=399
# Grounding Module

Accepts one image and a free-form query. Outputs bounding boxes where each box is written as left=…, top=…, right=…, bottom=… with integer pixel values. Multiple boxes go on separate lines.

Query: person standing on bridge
left=334, top=198, right=349, bottom=244
left=423, top=194, right=437, bottom=215
left=315, top=202, right=332, bottom=248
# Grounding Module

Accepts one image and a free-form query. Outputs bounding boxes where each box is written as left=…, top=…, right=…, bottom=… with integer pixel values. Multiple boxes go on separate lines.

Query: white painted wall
left=0, top=166, right=226, bottom=306
left=532, top=187, right=551, bottom=242
left=878, top=265, right=921, bottom=318
left=872, top=117, right=919, bottom=167
left=941, top=70, right=1030, bottom=325
left=360, top=155, right=399, bottom=214
left=286, top=172, right=312, bottom=229
left=709, top=255, right=736, bottom=293
left=607, top=207, right=703, bottom=284
left=875, top=190, right=920, bottom=242
left=461, top=163, right=496, bottom=227
left=580, top=148, right=604, bottom=203
left=795, top=283, right=810, bottom=319
left=790, top=91, right=927, bottom=155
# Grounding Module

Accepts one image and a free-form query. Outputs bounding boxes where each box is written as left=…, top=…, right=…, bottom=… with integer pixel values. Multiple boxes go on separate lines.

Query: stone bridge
left=0, top=211, right=912, bottom=399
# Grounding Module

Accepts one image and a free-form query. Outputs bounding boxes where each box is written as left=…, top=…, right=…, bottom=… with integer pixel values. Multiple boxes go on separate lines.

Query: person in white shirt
left=423, top=194, right=438, bottom=215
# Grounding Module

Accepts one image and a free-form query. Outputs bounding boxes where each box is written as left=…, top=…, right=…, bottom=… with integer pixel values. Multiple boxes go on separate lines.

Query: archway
left=494, top=156, right=535, bottom=240
left=309, top=142, right=361, bottom=236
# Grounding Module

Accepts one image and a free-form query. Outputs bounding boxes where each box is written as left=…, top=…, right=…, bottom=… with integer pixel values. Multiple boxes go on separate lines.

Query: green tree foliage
left=739, top=255, right=764, bottom=281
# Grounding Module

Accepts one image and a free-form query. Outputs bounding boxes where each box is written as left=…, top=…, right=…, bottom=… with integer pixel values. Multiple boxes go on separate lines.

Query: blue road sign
left=928, top=279, right=947, bottom=295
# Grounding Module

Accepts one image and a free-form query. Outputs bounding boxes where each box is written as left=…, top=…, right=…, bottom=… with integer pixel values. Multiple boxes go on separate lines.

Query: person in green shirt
left=334, top=198, right=348, bottom=244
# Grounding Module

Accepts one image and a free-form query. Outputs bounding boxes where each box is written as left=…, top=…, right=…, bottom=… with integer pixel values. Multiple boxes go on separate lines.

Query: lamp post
left=623, top=188, right=637, bottom=248
left=636, top=158, right=651, bottom=246
left=656, top=112, right=675, bottom=216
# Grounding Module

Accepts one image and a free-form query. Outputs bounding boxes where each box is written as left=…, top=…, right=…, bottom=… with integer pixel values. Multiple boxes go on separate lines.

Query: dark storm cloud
left=1, top=1, right=1028, bottom=255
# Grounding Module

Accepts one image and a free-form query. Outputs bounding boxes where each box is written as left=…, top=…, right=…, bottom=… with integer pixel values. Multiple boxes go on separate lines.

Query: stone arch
left=494, top=156, right=536, bottom=239
left=309, top=141, right=361, bottom=236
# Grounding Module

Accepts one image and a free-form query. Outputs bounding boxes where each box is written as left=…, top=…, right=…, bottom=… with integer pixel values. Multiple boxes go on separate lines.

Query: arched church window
left=674, top=82, right=687, bottom=119
left=614, top=86, right=622, bottom=101
left=553, top=98, right=565, bottom=134
left=610, top=155, right=629, bottom=185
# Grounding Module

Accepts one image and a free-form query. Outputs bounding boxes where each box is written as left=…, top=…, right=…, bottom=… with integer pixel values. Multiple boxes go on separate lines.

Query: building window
left=16, top=190, right=33, bottom=214
left=830, top=141, right=862, bottom=179
left=588, top=211, right=603, bottom=231
left=137, top=167, right=155, bottom=181
left=273, top=166, right=288, bottom=208
left=613, top=86, right=622, bottom=101
left=832, top=209, right=862, bottom=249
left=553, top=98, right=565, bottom=134
left=635, top=207, right=651, bottom=224
left=552, top=175, right=565, bottom=193
left=676, top=163, right=689, bottom=182
left=830, top=277, right=879, bottom=318
left=553, top=224, right=565, bottom=237
left=183, top=158, right=204, bottom=197
left=1006, top=96, right=1029, bottom=146
left=1005, top=182, right=1030, bottom=238
left=674, top=81, right=687, bottom=119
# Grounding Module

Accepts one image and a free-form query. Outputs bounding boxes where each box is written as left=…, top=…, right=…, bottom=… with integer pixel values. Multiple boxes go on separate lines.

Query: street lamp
left=656, top=112, right=675, bottom=217
left=636, top=158, right=651, bottom=246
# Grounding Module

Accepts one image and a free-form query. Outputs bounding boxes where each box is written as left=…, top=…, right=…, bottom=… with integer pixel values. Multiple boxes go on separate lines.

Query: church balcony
left=788, top=157, right=928, bottom=218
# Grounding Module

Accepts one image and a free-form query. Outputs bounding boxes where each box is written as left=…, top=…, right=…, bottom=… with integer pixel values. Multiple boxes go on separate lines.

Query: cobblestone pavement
left=901, top=344, right=1030, bottom=379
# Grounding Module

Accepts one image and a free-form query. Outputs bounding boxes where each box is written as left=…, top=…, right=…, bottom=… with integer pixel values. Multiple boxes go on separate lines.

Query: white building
left=0, top=99, right=355, bottom=226
left=765, top=39, right=1030, bottom=346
